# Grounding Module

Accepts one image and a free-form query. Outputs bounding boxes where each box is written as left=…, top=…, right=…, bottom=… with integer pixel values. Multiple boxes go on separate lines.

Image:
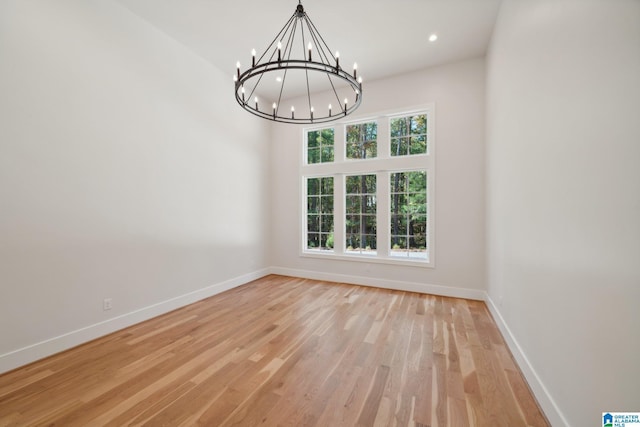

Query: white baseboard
left=0, top=268, right=270, bottom=375
left=269, top=266, right=486, bottom=300
left=484, top=295, right=569, bottom=427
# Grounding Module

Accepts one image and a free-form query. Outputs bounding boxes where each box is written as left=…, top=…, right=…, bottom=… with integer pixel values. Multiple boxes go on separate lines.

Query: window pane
left=320, top=128, right=335, bottom=146
left=321, top=196, right=333, bottom=213
left=346, top=122, right=377, bottom=160
left=307, top=215, right=319, bottom=232
left=345, top=175, right=359, bottom=191
left=307, top=177, right=319, bottom=195
left=321, top=177, right=334, bottom=193
left=390, top=137, right=408, bottom=156
left=307, top=196, right=319, bottom=214
left=346, top=195, right=360, bottom=214
left=409, top=135, right=427, bottom=155
left=408, top=171, right=427, bottom=189
left=390, top=117, right=408, bottom=138
left=411, top=115, right=427, bottom=134
left=364, top=195, right=377, bottom=214
left=307, top=233, right=320, bottom=248
left=345, top=215, right=360, bottom=234
left=308, top=131, right=320, bottom=148
left=390, top=214, right=408, bottom=235
left=321, top=146, right=334, bottom=163
left=345, top=234, right=360, bottom=251
left=364, top=215, right=376, bottom=234
left=322, top=215, right=333, bottom=231
left=390, top=171, right=427, bottom=259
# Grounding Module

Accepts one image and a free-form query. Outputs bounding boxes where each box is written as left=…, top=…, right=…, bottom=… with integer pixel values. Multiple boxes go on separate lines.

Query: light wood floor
left=0, top=275, right=549, bottom=427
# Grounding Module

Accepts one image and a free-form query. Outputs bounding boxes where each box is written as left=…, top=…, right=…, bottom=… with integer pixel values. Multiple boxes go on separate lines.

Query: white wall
left=0, top=0, right=270, bottom=372
left=486, top=1, right=640, bottom=425
left=270, top=58, right=486, bottom=298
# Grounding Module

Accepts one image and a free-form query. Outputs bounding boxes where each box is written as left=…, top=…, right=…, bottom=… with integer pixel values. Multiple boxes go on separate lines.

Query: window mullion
left=377, top=172, right=390, bottom=258
left=334, top=125, right=345, bottom=162
left=333, top=174, right=345, bottom=254
left=378, top=117, right=390, bottom=159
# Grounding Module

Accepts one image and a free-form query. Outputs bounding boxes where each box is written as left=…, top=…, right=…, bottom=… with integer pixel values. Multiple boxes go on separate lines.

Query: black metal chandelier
left=234, top=1, right=363, bottom=124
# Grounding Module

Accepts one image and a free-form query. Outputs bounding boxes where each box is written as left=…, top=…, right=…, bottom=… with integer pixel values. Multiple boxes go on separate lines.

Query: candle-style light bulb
left=310, top=106, right=314, bottom=121
left=335, top=51, right=340, bottom=69
left=241, top=86, right=245, bottom=102
left=251, top=49, right=256, bottom=67
left=254, top=96, right=258, bottom=110
left=233, top=74, right=237, bottom=82
left=344, top=98, right=348, bottom=114
left=329, top=103, right=332, bottom=117
left=277, top=42, right=282, bottom=62
left=358, top=76, right=363, bottom=84
left=308, top=42, right=312, bottom=61
left=273, top=102, right=277, bottom=118
left=236, top=61, right=241, bottom=79
left=353, top=62, right=358, bottom=79
left=291, top=105, right=295, bottom=119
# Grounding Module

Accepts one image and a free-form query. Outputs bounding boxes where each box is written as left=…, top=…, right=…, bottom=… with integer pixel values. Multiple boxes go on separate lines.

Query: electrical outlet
left=103, top=298, right=113, bottom=311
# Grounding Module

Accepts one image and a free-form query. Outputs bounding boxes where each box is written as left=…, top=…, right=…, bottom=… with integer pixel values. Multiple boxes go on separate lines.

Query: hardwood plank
left=0, top=275, right=549, bottom=427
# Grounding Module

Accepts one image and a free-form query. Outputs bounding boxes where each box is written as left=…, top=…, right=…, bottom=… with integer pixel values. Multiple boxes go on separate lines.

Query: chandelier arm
left=325, top=72, right=344, bottom=113
left=304, top=16, right=332, bottom=67
left=282, top=15, right=298, bottom=61
left=275, top=22, right=297, bottom=117
left=245, top=65, right=268, bottom=106
left=305, top=65, right=312, bottom=117
left=299, top=19, right=313, bottom=115
left=246, top=17, right=296, bottom=105
left=256, top=12, right=297, bottom=65
left=304, top=14, right=337, bottom=63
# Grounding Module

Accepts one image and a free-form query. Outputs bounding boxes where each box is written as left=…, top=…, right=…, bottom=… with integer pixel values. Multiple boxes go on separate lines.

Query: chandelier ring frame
left=235, top=59, right=362, bottom=125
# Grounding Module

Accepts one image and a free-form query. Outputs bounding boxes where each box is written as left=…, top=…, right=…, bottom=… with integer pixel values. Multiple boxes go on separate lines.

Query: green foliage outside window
left=346, top=122, right=377, bottom=159
left=345, top=174, right=377, bottom=253
left=390, top=171, right=427, bottom=258
left=307, top=128, right=335, bottom=164
left=390, top=114, right=427, bottom=156
left=307, top=177, right=334, bottom=250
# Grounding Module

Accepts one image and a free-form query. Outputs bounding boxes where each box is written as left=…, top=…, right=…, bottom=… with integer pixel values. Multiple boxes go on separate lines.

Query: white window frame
left=301, top=104, right=435, bottom=268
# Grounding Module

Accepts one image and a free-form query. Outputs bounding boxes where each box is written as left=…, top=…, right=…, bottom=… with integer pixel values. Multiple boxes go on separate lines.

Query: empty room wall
left=0, top=0, right=270, bottom=373
left=269, top=58, right=486, bottom=297
left=486, top=1, right=640, bottom=425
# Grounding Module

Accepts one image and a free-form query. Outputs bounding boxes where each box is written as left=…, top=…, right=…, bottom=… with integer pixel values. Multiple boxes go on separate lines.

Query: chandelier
left=234, top=1, right=363, bottom=124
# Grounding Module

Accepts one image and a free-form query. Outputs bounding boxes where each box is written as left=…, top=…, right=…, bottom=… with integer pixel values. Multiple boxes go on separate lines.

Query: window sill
left=300, top=250, right=434, bottom=268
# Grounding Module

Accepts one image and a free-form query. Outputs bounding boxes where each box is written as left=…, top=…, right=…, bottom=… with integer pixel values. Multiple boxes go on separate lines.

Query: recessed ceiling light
left=429, top=34, right=438, bottom=42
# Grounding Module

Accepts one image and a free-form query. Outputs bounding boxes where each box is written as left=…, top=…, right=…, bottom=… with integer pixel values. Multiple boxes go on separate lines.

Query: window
left=345, top=174, right=377, bottom=255
left=306, top=177, right=334, bottom=251
left=390, top=114, right=427, bottom=156
left=301, top=106, right=434, bottom=266
left=306, top=128, right=334, bottom=164
left=390, top=171, right=427, bottom=259
left=346, top=121, right=377, bottom=159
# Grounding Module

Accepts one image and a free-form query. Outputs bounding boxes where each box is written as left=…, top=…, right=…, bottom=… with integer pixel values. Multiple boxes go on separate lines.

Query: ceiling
left=115, top=0, right=501, bottom=100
